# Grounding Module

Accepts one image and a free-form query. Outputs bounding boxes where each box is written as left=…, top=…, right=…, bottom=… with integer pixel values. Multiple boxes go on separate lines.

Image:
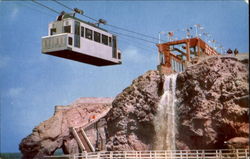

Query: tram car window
left=50, top=28, right=56, bottom=35
left=64, top=26, right=71, bottom=33
left=68, top=37, right=73, bottom=45
left=41, top=12, right=122, bottom=66
left=94, top=31, right=101, bottom=43
left=81, top=26, right=84, bottom=37
left=102, top=35, right=108, bottom=46
left=108, top=37, right=112, bottom=47
left=85, top=28, right=93, bottom=40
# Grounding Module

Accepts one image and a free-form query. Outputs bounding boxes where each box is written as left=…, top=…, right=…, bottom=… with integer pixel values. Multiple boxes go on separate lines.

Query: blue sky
left=0, top=0, right=248, bottom=153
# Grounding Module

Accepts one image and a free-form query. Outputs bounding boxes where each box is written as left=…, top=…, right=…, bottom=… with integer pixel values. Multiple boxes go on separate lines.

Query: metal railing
left=42, top=33, right=70, bottom=52
left=44, top=149, right=249, bottom=159
left=171, top=58, right=184, bottom=73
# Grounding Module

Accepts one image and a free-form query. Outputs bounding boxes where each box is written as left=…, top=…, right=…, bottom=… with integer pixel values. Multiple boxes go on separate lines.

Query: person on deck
left=227, top=49, right=233, bottom=54
left=234, top=48, right=239, bottom=56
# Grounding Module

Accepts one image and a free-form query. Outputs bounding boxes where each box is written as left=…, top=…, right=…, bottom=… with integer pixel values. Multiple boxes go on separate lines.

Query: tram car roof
left=58, top=13, right=109, bottom=33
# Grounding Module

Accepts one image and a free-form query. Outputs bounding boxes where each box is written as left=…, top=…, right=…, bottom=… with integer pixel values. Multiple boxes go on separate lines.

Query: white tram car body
left=42, top=14, right=122, bottom=66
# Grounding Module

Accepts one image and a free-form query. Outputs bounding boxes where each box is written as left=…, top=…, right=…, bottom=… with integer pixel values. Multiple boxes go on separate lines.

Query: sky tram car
left=42, top=12, right=122, bottom=66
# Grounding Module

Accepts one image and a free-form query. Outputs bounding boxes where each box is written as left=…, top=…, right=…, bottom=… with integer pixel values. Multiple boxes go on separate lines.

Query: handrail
left=44, top=149, right=249, bottom=159
left=73, top=107, right=110, bottom=129
left=42, top=33, right=68, bottom=52
left=42, top=33, right=71, bottom=39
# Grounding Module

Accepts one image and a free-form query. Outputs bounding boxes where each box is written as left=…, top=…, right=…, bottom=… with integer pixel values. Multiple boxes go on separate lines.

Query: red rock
left=19, top=98, right=112, bottom=159
left=176, top=55, right=249, bottom=149
left=20, top=55, right=249, bottom=158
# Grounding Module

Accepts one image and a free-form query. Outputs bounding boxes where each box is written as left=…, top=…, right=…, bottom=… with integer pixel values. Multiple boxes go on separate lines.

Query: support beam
left=197, top=39, right=201, bottom=57
left=71, top=127, right=85, bottom=152
left=186, top=42, right=190, bottom=61
left=173, top=48, right=187, bottom=56
left=80, top=128, right=95, bottom=152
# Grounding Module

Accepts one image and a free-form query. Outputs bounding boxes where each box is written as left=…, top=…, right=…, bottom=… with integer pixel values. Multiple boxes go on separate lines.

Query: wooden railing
left=44, top=149, right=249, bottom=159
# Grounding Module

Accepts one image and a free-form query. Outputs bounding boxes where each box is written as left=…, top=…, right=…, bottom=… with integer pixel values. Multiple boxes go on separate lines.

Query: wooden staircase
left=71, top=108, right=110, bottom=153
left=71, top=127, right=95, bottom=152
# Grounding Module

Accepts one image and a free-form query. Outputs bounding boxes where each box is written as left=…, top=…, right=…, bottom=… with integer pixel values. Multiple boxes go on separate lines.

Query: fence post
left=124, top=151, right=127, bottom=159
left=202, top=150, right=205, bottom=159
left=110, top=151, right=113, bottom=159
left=219, top=149, right=222, bottom=159
left=97, top=151, right=100, bottom=159
left=236, top=149, right=239, bottom=159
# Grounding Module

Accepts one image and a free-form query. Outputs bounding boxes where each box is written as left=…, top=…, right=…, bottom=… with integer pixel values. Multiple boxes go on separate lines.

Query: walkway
left=45, top=149, right=249, bottom=159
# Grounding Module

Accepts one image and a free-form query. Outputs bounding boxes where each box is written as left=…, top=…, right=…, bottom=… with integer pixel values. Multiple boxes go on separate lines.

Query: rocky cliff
left=20, top=54, right=249, bottom=158
left=106, top=70, right=163, bottom=150
left=175, top=55, right=249, bottom=150
left=106, top=55, right=249, bottom=150
left=19, top=98, right=112, bottom=159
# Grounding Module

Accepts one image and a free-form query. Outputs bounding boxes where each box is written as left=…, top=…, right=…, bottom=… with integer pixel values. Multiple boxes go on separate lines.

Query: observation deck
left=156, top=37, right=219, bottom=74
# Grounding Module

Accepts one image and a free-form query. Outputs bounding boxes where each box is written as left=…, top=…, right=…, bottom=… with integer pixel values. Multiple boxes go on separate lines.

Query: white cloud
left=7, top=87, right=24, bottom=98
left=123, top=46, right=157, bottom=64
left=123, top=46, right=142, bottom=63
left=0, top=55, right=10, bottom=69
left=10, top=6, right=19, bottom=20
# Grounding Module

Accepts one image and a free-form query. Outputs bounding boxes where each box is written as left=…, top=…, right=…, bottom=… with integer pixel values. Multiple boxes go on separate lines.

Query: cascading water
left=154, top=73, right=177, bottom=150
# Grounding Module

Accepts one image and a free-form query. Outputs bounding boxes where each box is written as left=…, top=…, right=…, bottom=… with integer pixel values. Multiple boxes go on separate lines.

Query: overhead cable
left=110, top=31, right=157, bottom=44
left=32, top=0, right=159, bottom=45
left=31, top=0, right=60, bottom=14
left=52, top=0, right=73, bottom=11
left=52, top=0, right=161, bottom=42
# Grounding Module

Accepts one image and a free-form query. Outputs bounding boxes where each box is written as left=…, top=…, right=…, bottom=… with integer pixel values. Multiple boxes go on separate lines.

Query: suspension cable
left=31, top=0, right=60, bottom=14
left=32, top=0, right=159, bottom=46
left=118, top=35, right=156, bottom=51
left=110, top=31, right=157, bottom=44
left=106, top=24, right=159, bottom=42
left=52, top=0, right=73, bottom=11
left=119, top=38, right=156, bottom=53
left=52, top=0, right=161, bottom=42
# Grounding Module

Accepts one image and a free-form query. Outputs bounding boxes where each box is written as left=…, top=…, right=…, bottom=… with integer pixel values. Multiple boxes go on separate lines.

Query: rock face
left=19, top=98, right=112, bottom=159
left=106, top=55, right=249, bottom=151
left=106, top=70, right=163, bottom=150
left=175, top=55, right=249, bottom=150
left=20, top=55, right=249, bottom=158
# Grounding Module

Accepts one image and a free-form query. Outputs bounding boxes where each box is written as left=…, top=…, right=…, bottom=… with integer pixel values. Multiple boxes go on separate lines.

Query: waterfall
left=154, top=73, right=177, bottom=150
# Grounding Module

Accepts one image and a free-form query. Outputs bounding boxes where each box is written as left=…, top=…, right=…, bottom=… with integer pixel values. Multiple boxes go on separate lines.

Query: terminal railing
left=44, top=149, right=249, bottom=159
